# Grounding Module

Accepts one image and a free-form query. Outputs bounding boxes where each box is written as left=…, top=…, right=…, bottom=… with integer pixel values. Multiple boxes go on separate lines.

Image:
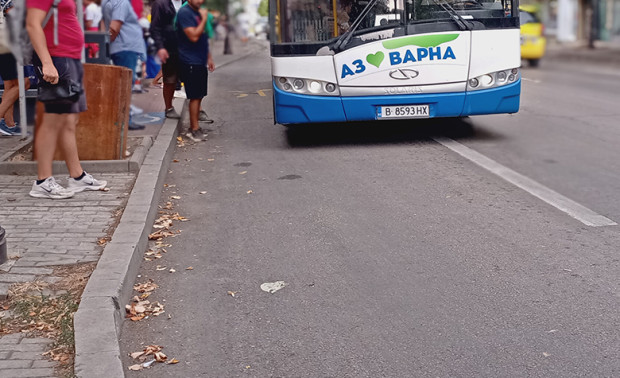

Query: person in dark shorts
left=0, top=0, right=31, bottom=136
left=26, top=0, right=107, bottom=199
left=175, top=0, right=215, bottom=142
left=150, top=0, right=182, bottom=119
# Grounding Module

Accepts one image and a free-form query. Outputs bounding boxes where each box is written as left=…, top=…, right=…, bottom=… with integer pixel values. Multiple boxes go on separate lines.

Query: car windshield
left=270, top=0, right=514, bottom=44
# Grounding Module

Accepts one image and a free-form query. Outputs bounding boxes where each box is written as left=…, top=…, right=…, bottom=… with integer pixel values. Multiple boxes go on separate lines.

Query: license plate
left=377, top=105, right=429, bottom=119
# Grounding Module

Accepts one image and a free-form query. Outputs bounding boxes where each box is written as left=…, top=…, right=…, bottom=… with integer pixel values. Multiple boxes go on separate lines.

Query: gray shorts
left=34, top=56, right=87, bottom=114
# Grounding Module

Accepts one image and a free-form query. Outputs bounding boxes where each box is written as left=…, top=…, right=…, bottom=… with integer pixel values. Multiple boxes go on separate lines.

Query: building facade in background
left=529, top=0, right=620, bottom=44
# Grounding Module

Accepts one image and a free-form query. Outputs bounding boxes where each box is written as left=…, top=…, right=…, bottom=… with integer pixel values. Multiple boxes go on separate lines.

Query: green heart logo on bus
left=340, top=33, right=461, bottom=80
left=366, top=52, right=385, bottom=68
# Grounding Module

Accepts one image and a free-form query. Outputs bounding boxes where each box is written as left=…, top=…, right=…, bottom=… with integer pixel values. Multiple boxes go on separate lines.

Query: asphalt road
left=119, top=50, right=620, bottom=377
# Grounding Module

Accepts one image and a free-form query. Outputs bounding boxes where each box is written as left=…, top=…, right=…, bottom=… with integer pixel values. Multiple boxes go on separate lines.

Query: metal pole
left=589, top=0, right=598, bottom=48
left=77, top=0, right=86, bottom=62
left=17, top=64, right=27, bottom=138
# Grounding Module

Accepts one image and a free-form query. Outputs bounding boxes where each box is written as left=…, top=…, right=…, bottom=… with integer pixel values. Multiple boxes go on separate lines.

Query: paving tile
left=0, top=359, right=33, bottom=369
left=0, top=368, right=55, bottom=377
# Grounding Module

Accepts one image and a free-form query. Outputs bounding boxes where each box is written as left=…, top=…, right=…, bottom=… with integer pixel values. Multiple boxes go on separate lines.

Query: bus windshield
left=270, top=0, right=515, bottom=47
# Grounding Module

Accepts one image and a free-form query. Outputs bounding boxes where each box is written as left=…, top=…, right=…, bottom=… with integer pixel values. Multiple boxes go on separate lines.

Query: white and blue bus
left=269, top=0, right=521, bottom=124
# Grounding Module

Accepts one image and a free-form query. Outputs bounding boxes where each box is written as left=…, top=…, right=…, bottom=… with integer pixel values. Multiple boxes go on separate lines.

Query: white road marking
left=522, top=77, right=541, bottom=83
left=434, top=137, right=617, bottom=227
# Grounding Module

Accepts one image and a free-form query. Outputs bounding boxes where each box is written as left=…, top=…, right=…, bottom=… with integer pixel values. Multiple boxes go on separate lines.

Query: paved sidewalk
left=0, top=38, right=263, bottom=378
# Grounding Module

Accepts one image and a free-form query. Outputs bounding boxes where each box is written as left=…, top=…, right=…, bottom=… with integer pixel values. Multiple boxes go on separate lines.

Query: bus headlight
left=467, top=68, right=520, bottom=91
left=308, top=81, right=322, bottom=93
left=293, top=79, right=305, bottom=90
left=274, top=77, right=340, bottom=96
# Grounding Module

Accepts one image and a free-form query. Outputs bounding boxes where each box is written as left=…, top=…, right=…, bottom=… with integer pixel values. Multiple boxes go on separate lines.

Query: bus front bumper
left=273, top=80, right=520, bottom=125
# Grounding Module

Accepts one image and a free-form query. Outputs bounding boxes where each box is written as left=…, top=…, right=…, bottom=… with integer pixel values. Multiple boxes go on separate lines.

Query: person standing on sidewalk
left=101, top=0, right=147, bottom=130
left=150, top=0, right=213, bottom=122
left=150, top=0, right=182, bottom=119
left=175, top=0, right=214, bottom=142
left=26, top=0, right=107, bottom=199
left=0, top=0, right=31, bottom=136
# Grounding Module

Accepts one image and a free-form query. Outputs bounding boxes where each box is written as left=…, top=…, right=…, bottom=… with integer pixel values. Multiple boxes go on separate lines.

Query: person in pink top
left=26, top=0, right=107, bottom=199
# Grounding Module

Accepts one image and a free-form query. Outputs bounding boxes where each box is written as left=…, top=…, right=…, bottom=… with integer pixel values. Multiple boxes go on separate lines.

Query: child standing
left=175, top=0, right=215, bottom=142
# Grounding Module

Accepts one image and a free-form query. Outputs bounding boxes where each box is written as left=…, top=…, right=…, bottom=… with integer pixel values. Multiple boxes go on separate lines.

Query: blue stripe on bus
left=273, top=80, right=521, bottom=124
left=462, top=79, right=521, bottom=115
left=273, top=86, right=347, bottom=124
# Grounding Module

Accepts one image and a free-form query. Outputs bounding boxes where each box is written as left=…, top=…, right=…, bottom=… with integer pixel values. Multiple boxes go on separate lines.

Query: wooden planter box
left=35, top=63, right=132, bottom=161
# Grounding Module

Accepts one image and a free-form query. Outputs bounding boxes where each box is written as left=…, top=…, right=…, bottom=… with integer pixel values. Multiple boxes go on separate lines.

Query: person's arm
left=149, top=1, right=169, bottom=62
left=182, top=8, right=208, bottom=43
left=85, top=6, right=94, bottom=29
left=26, top=7, right=58, bottom=84
left=109, top=19, right=122, bottom=41
left=207, top=51, right=214, bottom=72
left=106, top=0, right=128, bottom=42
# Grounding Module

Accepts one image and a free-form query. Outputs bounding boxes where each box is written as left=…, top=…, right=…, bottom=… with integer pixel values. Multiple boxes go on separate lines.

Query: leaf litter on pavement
left=129, top=181, right=196, bottom=370
left=128, top=345, right=180, bottom=371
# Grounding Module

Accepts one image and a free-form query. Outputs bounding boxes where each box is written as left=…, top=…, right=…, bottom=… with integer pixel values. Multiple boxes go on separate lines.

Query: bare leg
left=57, top=113, right=84, bottom=178
left=153, top=69, right=162, bottom=84
left=0, top=80, right=18, bottom=124
left=189, top=98, right=202, bottom=131
left=0, top=79, right=30, bottom=126
left=163, top=82, right=175, bottom=110
left=35, top=113, right=65, bottom=180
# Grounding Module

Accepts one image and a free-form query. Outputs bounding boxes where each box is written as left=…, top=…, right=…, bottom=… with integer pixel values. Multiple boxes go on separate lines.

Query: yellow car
left=520, top=5, right=546, bottom=67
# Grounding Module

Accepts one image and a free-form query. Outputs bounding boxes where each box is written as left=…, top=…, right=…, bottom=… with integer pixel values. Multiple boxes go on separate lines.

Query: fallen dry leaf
left=247, top=190, right=253, bottom=194
left=170, top=195, right=181, bottom=200
left=186, top=266, right=194, bottom=270
left=128, top=364, right=143, bottom=371
left=154, top=351, right=167, bottom=362
left=169, top=268, right=176, bottom=273
left=134, top=281, right=159, bottom=293
left=227, top=291, right=238, bottom=297
left=166, top=358, right=180, bottom=365
left=130, top=351, right=145, bottom=359
left=239, top=171, right=248, bottom=175
left=199, top=191, right=207, bottom=194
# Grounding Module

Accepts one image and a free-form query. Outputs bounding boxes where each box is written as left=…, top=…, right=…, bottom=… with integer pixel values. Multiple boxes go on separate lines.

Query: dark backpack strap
left=41, top=0, right=61, bottom=45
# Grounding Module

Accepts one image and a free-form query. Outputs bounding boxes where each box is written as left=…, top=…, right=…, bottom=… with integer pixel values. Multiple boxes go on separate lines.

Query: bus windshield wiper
left=333, top=0, right=381, bottom=52
left=431, top=0, right=471, bottom=30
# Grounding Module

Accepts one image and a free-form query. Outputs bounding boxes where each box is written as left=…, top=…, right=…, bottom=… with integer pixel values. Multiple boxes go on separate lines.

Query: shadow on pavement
left=284, top=117, right=506, bottom=148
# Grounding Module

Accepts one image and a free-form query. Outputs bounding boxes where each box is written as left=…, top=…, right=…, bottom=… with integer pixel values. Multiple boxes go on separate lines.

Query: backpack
left=5, top=0, right=61, bottom=65
left=0, top=1, right=12, bottom=54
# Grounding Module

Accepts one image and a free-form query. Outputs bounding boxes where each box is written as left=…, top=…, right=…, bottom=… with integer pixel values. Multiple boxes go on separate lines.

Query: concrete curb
left=73, top=98, right=186, bottom=378
left=0, top=136, right=154, bottom=175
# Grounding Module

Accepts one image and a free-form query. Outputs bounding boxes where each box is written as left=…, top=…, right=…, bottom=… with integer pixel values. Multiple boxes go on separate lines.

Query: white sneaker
left=130, top=104, right=144, bottom=116
left=66, top=172, right=107, bottom=193
left=185, top=127, right=207, bottom=142
left=29, top=177, right=74, bottom=199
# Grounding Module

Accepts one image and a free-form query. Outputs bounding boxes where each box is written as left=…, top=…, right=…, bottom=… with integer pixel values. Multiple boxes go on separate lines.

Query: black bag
left=37, top=79, right=82, bottom=104
left=34, top=66, right=82, bottom=105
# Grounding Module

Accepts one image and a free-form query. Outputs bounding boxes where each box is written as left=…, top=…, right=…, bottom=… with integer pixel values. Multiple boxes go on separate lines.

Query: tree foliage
left=258, top=0, right=268, bottom=17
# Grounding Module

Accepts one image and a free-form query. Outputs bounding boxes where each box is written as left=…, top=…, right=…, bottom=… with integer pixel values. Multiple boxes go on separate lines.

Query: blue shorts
left=111, top=51, right=139, bottom=84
